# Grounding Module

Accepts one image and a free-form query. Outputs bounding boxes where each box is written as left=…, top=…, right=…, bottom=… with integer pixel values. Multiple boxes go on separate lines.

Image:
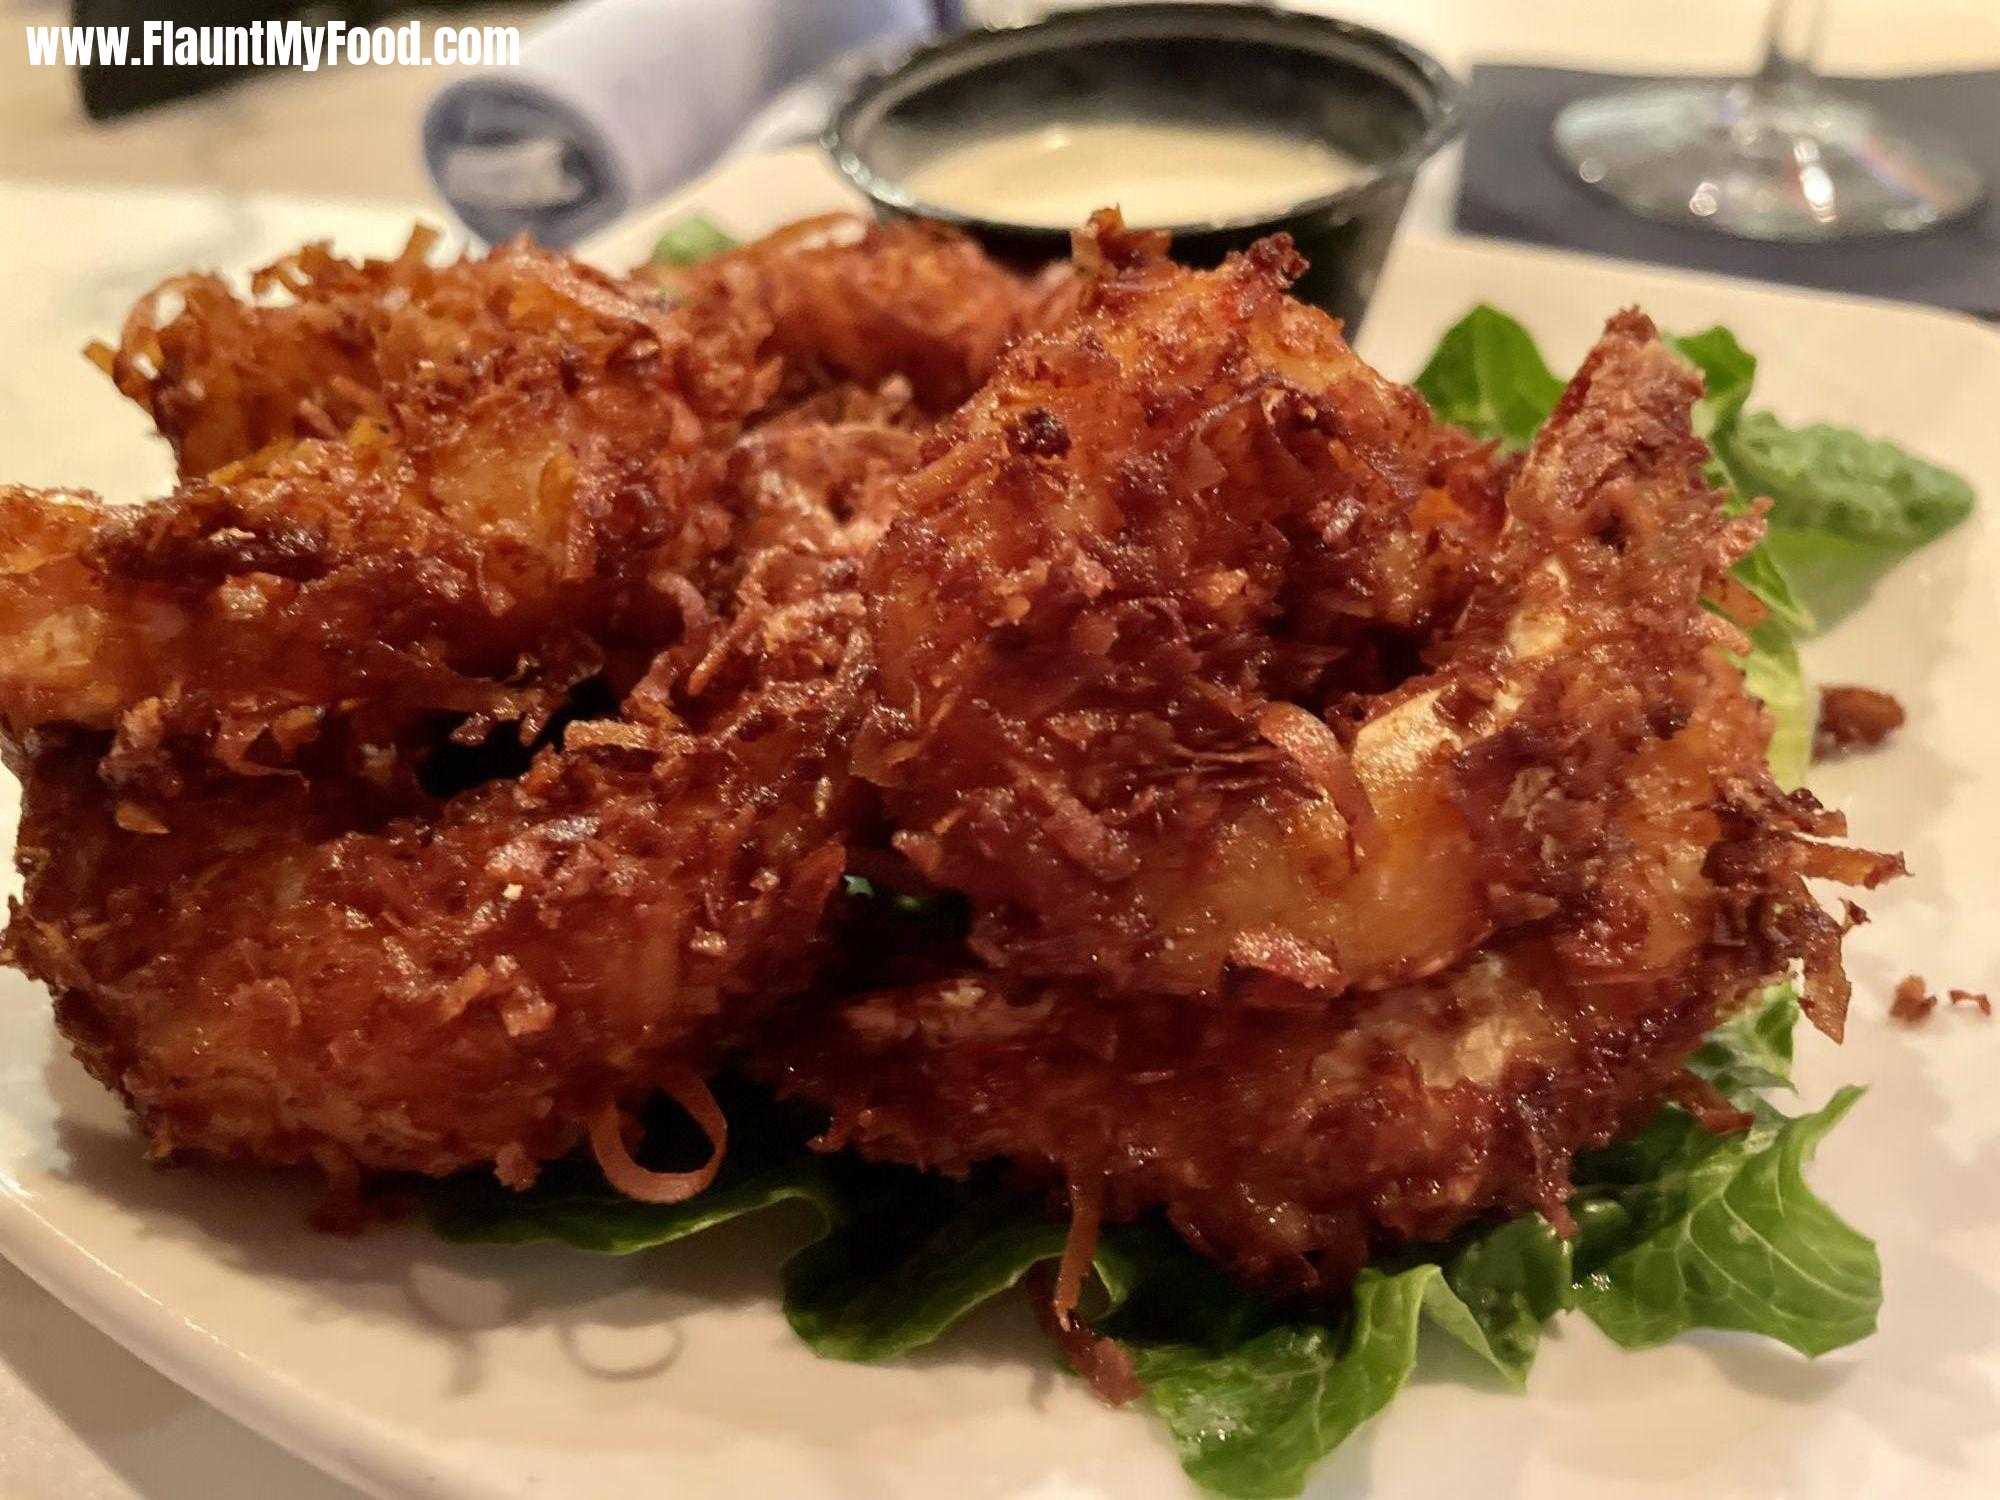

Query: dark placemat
left=1456, top=64, right=2000, bottom=317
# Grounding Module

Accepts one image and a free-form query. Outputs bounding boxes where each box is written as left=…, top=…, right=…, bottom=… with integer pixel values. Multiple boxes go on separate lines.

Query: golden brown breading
left=98, top=228, right=773, bottom=480
left=0, top=448, right=609, bottom=798
left=853, top=222, right=1561, bottom=1000
left=644, top=213, right=1083, bottom=412
left=4, top=217, right=1050, bottom=791
left=1814, top=683, right=1904, bottom=759
left=5, top=619, right=866, bottom=1187
left=0, top=391, right=907, bottom=1188
left=0, top=218, right=1052, bottom=1191
left=762, top=243, right=1899, bottom=1292
left=755, top=936, right=1755, bottom=1297
left=103, top=217, right=1062, bottom=484
left=7, top=253, right=758, bottom=781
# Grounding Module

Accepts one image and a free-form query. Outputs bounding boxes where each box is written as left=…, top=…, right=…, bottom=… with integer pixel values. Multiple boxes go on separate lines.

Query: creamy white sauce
left=903, top=120, right=1368, bottom=229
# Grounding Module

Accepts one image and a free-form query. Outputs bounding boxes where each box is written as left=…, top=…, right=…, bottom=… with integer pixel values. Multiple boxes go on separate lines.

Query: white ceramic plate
left=3, top=147, right=1996, bottom=1500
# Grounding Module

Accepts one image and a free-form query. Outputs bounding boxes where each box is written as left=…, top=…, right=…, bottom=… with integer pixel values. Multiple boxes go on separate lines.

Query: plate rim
left=4, top=144, right=1997, bottom=1500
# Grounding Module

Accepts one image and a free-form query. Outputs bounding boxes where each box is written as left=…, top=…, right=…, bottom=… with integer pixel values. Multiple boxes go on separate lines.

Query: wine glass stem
left=1755, top=0, right=1828, bottom=91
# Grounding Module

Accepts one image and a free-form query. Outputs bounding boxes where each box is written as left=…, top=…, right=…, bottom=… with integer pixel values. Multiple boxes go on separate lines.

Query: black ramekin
left=825, top=3, right=1464, bottom=330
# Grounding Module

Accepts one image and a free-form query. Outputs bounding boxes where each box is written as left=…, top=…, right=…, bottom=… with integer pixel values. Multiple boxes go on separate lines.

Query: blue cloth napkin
left=1455, top=64, right=2000, bottom=317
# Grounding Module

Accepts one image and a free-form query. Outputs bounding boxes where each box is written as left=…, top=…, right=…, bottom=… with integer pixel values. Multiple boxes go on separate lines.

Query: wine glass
left=1551, top=0, right=1985, bottom=240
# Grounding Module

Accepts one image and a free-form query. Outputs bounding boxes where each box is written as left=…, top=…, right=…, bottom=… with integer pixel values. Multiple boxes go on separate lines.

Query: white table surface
left=0, top=2, right=1994, bottom=1496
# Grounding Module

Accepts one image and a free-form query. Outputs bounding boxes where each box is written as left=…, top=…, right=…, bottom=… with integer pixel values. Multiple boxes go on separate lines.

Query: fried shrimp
left=0, top=218, right=1051, bottom=1192
left=759, top=258, right=1901, bottom=1292
left=643, top=213, right=1083, bottom=412
left=2, top=216, right=1049, bottom=787
left=5, top=627, right=865, bottom=1189
left=5, top=250, right=766, bottom=782
left=856, top=219, right=1551, bottom=998
left=755, top=940, right=1724, bottom=1296
left=0, top=409, right=897, bottom=1189
left=103, top=216, right=1064, bottom=484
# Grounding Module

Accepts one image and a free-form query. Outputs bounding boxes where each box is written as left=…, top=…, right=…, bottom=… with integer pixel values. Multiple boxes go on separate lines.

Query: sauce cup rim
left=824, top=2, right=1466, bottom=242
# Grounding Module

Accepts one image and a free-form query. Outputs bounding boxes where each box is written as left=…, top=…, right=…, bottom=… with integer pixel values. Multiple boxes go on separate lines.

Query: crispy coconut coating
left=4, top=217, right=1049, bottom=788
left=761, top=232, right=1900, bottom=1291
left=100, top=216, right=1056, bottom=479
left=7, top=638, right=862, bottom=1187
left=639, top=213, right=1084, bottom=413
left=0, top=218, right=1051, bottom=1188
left=0, top=442, right=881, bottom=1191
left=756, top=937, right=1753, bottom=1297
left=856, top=221, right=1576, bottom=997
left=8, top=251, right=751, bottom=778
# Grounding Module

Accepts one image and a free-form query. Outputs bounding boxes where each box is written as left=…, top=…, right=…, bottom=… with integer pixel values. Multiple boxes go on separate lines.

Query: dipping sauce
left=902, top=119, right=1369, bottom=229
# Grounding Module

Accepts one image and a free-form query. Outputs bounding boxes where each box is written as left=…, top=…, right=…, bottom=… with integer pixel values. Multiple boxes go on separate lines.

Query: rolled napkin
left=424, top=0, right=938, bottom=246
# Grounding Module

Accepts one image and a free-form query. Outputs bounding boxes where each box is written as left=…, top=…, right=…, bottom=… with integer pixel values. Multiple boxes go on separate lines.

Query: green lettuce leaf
left=1731, top=545, right=1815, bottom=637
left=1738, top=617, right=1812, bottom=790
left=1732, top=412, right=1976, bottom=551
left=1566, top=988, right=1879, bottom=1358
left=1672, top=325, right=1972, bottom=631
left=426, top=985, right=1873, bottom=1498
left=1673, top=326, right=1757, bottom=446
left=1690, top=982, right=1799, bottom=1100
left=1084, top=1217, right=1533, bottom=1499
left=1121, top=1265, right=1439, bottom=1500
left=1079, top=1214, right=1568, bottom=1499
left=784, top=1173, right=1081, bottom=1361
left=429, top=1082, right=849, bottom=1254
left=651, top=214, right=738, bottom=266
left=430, top=1153, right=838, bottom=1254
left=1412, top=304, right=1565, bottom=450
left=429, top=1118, right=1578, bottom=1497
left=1730, top=412, right=1976, bottom=629
left=430, top=1096, right=1095, bottom=1363
left=1572, top=1088, right=1880, bottom=1357
left=1429, top=1211, right=1574, bottom=1383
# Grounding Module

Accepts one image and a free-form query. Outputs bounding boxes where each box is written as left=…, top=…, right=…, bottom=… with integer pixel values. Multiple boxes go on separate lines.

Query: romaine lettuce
left=431, top=991, right=1876, bottom=1498
left=651, top=214, right=738, bottom=266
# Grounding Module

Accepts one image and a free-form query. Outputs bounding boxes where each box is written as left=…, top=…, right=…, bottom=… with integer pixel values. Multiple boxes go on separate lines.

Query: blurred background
left=0, top=0, right=1994, bottom=1495
left=2, top=0, right=1992, bottom=215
